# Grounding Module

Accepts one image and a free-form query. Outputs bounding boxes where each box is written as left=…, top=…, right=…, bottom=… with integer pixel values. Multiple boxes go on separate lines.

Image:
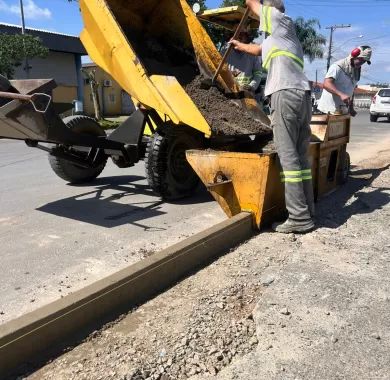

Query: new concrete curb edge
left=0, top=212, right=253, bottom=377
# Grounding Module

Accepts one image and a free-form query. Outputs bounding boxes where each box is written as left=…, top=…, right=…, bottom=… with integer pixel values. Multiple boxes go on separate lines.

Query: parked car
left=370, top=88, right=390, bottom=122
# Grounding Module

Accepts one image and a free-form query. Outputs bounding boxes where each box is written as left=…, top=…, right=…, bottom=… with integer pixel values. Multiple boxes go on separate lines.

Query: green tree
left=0, top=33, right=49, bottom=78
left=81, top=68, right=103, bottom=120
left=221, top=0, right=246, bottom=6
left=294, top=17, right=326, bottom=62
left=221, top=2, right=326, bottom=61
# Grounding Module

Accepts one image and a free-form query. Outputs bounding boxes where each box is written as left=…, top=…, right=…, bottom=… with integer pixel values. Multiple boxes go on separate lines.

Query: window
left=378, top=89, right=390, bottom=97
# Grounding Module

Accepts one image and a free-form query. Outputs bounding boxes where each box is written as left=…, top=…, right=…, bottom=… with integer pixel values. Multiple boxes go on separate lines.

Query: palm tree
left=294, top=17, right=327, bottom=62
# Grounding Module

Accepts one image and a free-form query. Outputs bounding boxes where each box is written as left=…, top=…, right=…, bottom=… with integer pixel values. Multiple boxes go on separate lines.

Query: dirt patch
left=125, top=33, right=271, bottom=138
left=185, top=76, right=272, bottom=137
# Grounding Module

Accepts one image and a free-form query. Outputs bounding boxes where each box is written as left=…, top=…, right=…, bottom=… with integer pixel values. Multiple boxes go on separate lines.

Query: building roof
left=0, top=23, right=86, bottom=55
left=82, top=62, right=97, bottom=68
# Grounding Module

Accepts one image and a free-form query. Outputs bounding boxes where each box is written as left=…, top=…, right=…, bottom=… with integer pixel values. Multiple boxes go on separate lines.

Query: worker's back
left=260, top=6, right=309, bottom=97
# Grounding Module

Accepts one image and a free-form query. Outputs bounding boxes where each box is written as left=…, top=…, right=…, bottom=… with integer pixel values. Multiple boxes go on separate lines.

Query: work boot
left=272, top=218, right=315, bottom=234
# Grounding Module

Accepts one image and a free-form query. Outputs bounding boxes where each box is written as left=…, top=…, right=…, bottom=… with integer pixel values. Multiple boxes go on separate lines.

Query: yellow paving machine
left=0, top=1, right=350, bottom=228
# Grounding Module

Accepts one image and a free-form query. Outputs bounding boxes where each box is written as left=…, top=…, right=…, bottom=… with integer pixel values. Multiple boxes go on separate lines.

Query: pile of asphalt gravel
left=185, top=75, right=271, bottom=137
left=123, top=33, right=272, bottom=138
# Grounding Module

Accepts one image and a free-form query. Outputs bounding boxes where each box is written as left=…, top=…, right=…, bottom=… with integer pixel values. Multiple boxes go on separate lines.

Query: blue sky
left=0, top=0, right=389, bottom=84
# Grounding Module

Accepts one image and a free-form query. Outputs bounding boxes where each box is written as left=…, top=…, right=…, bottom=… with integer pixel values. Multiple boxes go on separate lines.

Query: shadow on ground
left=37, top=175, right=213, bottom=229
left=316, top=163, right=390, bottom=229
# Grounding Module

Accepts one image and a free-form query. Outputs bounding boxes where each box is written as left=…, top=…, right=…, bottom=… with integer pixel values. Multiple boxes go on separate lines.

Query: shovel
left=200, top=6, right=251, bottom=90
left=0, top=91, right=52, bottom=113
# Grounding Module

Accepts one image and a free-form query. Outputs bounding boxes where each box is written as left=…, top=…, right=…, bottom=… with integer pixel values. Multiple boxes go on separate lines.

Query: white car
left=370, top=88, right=390, bottom=122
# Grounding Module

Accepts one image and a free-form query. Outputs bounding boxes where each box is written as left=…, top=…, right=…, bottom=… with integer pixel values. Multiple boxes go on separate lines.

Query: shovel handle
left=212, top=7, right=251, bottom=83
left=0, top=91, right=52, bottom=113
left=0, top=91, right=32, bottom=102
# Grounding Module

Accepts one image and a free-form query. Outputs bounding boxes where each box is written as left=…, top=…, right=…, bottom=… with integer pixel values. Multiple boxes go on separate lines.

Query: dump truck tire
left=337, top=151, right=350, bottom=185
left=145, top=127, right=203, bottom=200
left=49, top=116, right=107, bottom=184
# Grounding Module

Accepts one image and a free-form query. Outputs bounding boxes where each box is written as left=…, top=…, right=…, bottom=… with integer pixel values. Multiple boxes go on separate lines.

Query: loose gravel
left=24, top=149, right=390, bottom=380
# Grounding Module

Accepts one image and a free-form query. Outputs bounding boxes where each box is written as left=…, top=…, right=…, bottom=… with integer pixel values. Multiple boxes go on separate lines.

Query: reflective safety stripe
left=236, top=76, right=252, bottom=84
left=261, top=6, right=272, bottom=35
left=263, top=46, right=304, bottom=71
left=282, top=176, right=312, bottom=183
left=263, top=46, right=278, bottom=69
left=280, top=169, right=312, bottom=183
left=253, top=70, right=262, bottom=77
left=280, top=169, right=311, bottom=176
left=281, top=170, right=302, bottom=176
left=281, top=177, right=302, bottom=183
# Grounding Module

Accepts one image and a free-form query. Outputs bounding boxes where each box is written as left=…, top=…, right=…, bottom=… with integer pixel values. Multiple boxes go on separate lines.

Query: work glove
left=240, top=84, right=255, bottom=92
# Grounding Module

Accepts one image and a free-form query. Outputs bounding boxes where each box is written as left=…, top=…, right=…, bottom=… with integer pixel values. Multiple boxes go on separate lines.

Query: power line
left=326, top=24, right=351, bottom=70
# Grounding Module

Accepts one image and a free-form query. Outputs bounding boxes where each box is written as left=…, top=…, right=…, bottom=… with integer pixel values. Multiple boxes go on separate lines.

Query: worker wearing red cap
left=318, top=46, right=372, bottom=116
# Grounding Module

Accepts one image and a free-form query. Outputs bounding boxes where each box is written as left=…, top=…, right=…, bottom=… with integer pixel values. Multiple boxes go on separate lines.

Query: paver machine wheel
left=48, top=116, right=108, bottom=184
left=337, top=151, right=351, bottom=185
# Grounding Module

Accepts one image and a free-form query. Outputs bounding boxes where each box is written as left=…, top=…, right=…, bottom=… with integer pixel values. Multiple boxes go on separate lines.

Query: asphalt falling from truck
left=185, top=75, right=272, bottom=137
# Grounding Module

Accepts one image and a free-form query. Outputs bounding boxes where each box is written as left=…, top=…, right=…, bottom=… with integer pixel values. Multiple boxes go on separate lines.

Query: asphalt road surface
left=0, top=110, right=389, bottom=324
left=348, top=109, right=390, bottom=163
left=0, top=140, right=225, bottom=323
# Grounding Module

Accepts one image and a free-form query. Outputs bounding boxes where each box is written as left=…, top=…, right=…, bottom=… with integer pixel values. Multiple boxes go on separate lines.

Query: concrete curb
left=0, top=212, right=253, bottom=377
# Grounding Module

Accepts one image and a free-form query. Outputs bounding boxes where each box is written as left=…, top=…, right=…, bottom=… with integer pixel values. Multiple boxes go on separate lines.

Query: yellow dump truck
left=0, top=0, right=270, bottom=200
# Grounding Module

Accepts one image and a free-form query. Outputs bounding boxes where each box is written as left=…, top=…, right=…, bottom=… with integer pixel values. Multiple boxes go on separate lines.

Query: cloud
left=0, top=0, right=51, bottom=20
left=385, top=66, right=390, bottom=73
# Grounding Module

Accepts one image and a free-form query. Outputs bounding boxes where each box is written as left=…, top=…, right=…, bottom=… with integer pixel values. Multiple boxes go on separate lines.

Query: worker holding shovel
left=224, top=30, right=263, bottom=95
left=230, top=0, right=315, bottom=233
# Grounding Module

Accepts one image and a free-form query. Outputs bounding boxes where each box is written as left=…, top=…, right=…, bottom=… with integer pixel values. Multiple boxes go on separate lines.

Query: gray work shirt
left=317, top=63, right=357, bottom=114
left=226, top=50, right=263, bottom=91
left=259, top=6, right=310, bottom=97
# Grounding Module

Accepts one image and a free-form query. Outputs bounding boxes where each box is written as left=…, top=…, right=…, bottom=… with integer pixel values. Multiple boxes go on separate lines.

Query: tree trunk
left=90, top=79, right=102, bottom=120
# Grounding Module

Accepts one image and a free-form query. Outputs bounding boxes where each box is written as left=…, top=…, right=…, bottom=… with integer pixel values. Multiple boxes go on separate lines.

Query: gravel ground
left=25, top=148, right=390, bottom=380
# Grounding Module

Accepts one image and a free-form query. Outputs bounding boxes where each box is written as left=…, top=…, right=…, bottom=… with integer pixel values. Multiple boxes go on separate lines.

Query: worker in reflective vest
left=230, top=0, right=315, bottom=234
left=225, top=31, right=263, bottom=94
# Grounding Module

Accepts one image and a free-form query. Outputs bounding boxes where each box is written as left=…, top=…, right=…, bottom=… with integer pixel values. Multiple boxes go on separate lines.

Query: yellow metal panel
left=186, top=150, right=285, bottom=229
left=198, top=6, right=260, bottom=31
left=79, top=0, right=211, bottom=136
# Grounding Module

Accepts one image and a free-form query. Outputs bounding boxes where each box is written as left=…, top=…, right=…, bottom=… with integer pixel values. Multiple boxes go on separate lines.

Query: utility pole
left=19, top=0, right=30, bottom=78
left=326, top=24, right=351, bottom=71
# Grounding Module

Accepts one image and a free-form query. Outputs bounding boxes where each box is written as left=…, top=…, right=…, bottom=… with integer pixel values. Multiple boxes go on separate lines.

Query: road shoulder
left=27, top=150, right=390, bottom=380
